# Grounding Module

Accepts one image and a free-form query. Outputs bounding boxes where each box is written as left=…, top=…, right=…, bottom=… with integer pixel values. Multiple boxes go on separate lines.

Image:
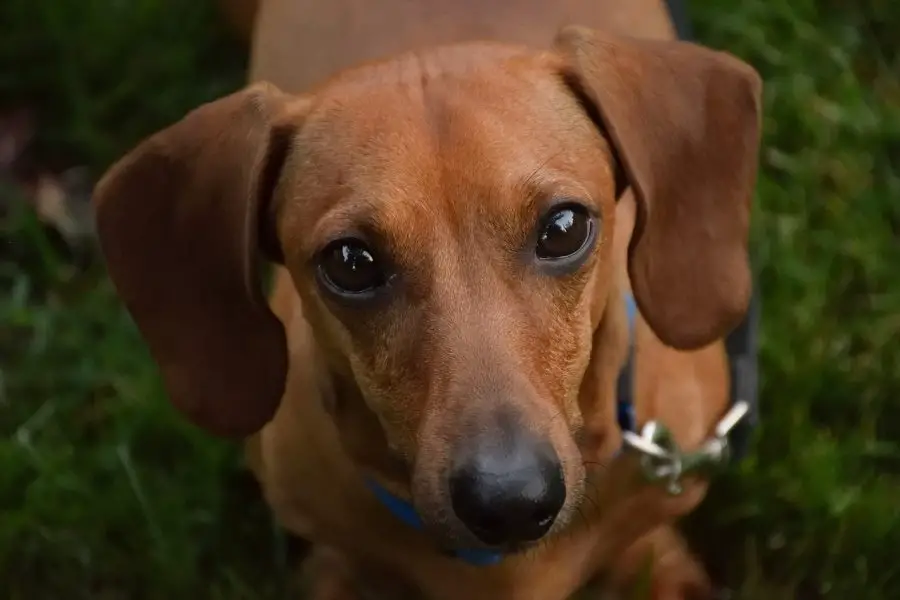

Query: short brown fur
left=92, top=1, right=762, bottom=598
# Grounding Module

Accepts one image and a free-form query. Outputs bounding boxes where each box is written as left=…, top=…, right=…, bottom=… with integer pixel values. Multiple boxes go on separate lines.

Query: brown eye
left=535, top=205, right=594, bottom=260
left=318, top=238, right=386, bottom=295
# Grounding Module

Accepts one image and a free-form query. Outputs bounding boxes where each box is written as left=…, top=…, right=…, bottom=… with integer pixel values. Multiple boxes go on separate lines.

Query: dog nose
left=449, top=434, right=566, bottom=546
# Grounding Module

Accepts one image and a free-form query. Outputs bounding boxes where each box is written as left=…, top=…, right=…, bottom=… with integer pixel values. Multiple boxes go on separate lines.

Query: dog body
left=246, top=0, right=679, bottom=94
left=94, top=1, right=761, bottom=598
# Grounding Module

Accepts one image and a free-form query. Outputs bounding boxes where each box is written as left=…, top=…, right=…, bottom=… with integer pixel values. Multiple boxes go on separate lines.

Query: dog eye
left=535, top=205, right=594, bottom=260
left=317, top=238, right=387, bottom=295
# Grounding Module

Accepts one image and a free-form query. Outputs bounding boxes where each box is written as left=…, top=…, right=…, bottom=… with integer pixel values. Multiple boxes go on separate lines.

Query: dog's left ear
left=555, top=26, right=762, bottom=350
left=93, top=83, right=299, bottom=437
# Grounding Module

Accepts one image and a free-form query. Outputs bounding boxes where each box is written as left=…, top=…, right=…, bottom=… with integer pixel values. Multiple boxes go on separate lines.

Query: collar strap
left=364, top=479, right=505, bottom=566
left=616, top=294, right=639, bottom=433
left=723, top=282, right=760, bottom=461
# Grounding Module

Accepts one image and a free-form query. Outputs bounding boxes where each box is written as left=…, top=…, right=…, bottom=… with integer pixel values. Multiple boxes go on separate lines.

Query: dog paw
left=606, top=526, right=713, bottom=600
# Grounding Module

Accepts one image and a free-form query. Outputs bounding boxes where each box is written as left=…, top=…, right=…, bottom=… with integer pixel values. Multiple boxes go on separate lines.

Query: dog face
left=273, top=45, right=619, bottom=548
left=93, top=28, right=761, bottom=551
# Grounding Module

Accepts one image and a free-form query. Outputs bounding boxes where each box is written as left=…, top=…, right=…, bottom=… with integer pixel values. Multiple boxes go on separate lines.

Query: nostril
left=530, top=463, right=566, bottom=531
left=534, top=505, right=558, bottom=529
left=468, top=512, right=507, bottom=545
left=449, top=470, right=504, bottom=542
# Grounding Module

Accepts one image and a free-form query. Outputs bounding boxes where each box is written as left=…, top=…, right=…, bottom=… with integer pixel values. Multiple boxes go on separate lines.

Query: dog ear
left=93, top=82, right=299, bottom=437
left=555, top=26, right=762, bottom=350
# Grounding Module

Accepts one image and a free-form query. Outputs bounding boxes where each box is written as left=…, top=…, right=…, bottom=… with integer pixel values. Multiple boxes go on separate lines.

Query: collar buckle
left=622, top=400, right=749, bottom=495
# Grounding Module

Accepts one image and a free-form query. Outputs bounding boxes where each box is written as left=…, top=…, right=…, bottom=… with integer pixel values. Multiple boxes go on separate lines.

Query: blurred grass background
left=1, top=0, right=898, bottom=598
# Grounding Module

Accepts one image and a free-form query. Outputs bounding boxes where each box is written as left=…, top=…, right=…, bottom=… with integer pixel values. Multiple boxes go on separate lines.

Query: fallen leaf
left=0, top=108, right=34, bottom=174
left=30, top=168, right=95, bottom=248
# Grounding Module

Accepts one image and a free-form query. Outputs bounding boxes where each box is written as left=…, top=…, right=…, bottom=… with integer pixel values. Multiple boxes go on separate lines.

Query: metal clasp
left=621, top=401, right=749, bottom=495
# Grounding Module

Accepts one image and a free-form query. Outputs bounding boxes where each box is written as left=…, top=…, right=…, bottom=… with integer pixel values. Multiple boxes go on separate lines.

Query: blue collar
left=616, top=293, right=640, bottom=433
left=364, top=478, right=507, bottom=566
left=364, top=293, right=641, bottom=568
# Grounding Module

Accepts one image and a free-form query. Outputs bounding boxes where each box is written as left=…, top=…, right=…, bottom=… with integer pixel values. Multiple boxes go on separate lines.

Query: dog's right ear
left=93, top=82, right=301, bottom=437
left=555, top=26, right=762, bottom=350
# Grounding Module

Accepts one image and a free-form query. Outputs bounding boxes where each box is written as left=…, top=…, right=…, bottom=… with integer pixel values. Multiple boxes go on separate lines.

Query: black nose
left=449, top=432, right=566, bottom=546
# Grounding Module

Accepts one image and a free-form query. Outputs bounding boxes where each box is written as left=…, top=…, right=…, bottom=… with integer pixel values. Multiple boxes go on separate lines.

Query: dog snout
left=449, top=431, right=566, bottom=546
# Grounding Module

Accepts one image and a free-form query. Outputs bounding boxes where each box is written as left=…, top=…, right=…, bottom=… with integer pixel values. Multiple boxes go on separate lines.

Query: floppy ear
left=93, top=82, right=298, bottom=437
left=555, top=26, right=763, bottom=350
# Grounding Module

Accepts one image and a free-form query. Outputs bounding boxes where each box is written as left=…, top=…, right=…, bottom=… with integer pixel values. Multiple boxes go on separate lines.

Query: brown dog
left=92, top=0, right=762, bottom=597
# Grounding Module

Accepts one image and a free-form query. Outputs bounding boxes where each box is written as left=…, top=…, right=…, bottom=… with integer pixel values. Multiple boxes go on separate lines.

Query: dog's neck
left=576, top=282, right=638, bottom=462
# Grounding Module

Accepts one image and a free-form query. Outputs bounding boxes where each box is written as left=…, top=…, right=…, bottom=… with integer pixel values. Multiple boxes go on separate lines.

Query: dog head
left=93, top=27, right=761, bottom=552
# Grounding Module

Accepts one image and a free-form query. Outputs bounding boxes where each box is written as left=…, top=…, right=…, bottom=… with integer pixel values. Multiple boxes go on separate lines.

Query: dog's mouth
left=430, top=483, right=579, bottom=567
left=437, top=539, right=535, bottom=561
left=432, top=513, right=559, bottom=567
left=365, top=443, right=582, bottom=566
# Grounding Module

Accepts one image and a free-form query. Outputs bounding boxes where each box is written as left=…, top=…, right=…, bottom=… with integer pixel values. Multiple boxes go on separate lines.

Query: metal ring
left=621, top=431, right=671, bottom=459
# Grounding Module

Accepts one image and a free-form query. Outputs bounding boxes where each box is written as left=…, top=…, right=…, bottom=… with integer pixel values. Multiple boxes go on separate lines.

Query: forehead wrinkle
left=415, top=77, right=609, bottom=323
left=303, top=51, right=568, bottom=257
left=296, top=49, right=612, bottom=278
left=429, top=73, right=611, bottom=244
left=422, top=90, right=559, bottom=257
left=297, top=73, right=449, bottom=244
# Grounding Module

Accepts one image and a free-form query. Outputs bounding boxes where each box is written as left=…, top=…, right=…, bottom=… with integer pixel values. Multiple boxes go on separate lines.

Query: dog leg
left=605, top=526, right=712, bottom=600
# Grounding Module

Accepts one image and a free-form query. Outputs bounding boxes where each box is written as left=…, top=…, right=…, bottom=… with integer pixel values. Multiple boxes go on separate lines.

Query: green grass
left=1, top=0, right=899, bottom=598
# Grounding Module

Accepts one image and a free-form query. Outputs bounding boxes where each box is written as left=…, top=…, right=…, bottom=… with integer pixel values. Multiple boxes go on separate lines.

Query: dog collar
left=616, top=293, right=640, bottom=432
left=364, top=478, right=505, bottom=566
left=366, top=289, right=758, bottom=566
